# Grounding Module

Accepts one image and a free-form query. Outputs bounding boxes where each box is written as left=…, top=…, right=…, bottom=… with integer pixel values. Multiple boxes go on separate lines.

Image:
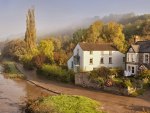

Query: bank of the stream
left=0, top=65, right=55, bottom=113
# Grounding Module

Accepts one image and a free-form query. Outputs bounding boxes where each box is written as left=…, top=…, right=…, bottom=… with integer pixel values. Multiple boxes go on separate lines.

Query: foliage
left=54, top=51, right=68, bottom=65
left=37, top=64, right=74, bottom=83
left=96, top=67, right=110, bottom=78
left=47, top=37, right=62, bottom=52
left=21, top=54, right=35, bottom=70
left=139, top=70, right=150, bottom=79
left=110, top=68, right=124, bottom=77
left=26, top=95, right=104, bottom=113
left=38, top=39, right=54, bottom=63
left=32, top=54, right=49, bottom=69
left=3, top=61, right=24, bottom=79
left=102, top=22, right=127, bottom=53
left=2, top=39, right=28, bottom=60
left=123, top=79, right=133, bottom=88
left=24, top=8, right=36, bottom=50
left=72, top=29, right=87, bottom=44
left=86, top=21, right=103, bottom=43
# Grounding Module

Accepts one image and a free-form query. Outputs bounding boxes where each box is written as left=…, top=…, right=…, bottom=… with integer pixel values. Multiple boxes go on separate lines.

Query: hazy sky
left=0, top=0, right=150, bottom=39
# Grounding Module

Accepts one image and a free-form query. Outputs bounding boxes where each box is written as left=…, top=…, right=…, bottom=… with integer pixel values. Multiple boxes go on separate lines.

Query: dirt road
left=16, top=64, right=150, bottom=113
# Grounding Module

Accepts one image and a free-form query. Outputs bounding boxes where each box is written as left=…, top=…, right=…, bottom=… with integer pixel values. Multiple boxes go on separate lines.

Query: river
left=0, top=66, right=54, bottom=113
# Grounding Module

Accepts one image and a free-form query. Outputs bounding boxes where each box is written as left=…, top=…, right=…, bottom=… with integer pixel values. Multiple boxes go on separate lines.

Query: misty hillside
left=2, top=13, right=150, bottom=41
left=45, top=13, right=150, bottom=38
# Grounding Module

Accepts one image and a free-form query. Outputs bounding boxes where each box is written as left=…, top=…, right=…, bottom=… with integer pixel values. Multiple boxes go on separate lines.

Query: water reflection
left=0, top=66, right=53, bottom=113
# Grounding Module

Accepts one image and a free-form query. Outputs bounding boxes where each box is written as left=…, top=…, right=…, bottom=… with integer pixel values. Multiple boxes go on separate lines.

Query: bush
left=37, top=64, right=75, bottom=83
left=110, top=68, right=124, bottom=77
left=3, top=62, right=25, bottom=79
left=90, top=67, right=110, bottom=79
left=139, top=70, right=150, bottom=79
left=26, top=95, right=105, bottom=113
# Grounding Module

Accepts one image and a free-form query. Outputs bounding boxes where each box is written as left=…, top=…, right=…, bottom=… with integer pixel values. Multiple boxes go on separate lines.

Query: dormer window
left=109, top=51, right=112, bottom=55
left=101, top=51, right=104, bottom=55
left=90, top=51, right=93, bottom=55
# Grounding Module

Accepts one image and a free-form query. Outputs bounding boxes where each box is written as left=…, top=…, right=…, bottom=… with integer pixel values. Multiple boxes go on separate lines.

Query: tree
left=49, top=37, right=62, bottom=52
left=72, top=29, right=87, bottom=44
left=24, top=8, right=37, bottom=51
left=86, top=21, right=103, bottom=43
left=141, top=20, right=150, bottom=36
left=103, top=22, right=127, bottom=53
left=54, top=51, right=68, bottom=65
left=32, top=54, right=48, bottom=68
left=38, top=40, right=54, bottom=62
left=2, top=39, right=27, bottom=60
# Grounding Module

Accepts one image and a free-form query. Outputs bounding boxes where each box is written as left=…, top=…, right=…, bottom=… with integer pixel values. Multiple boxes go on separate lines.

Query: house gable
left=126, top=46, right=135, bottom=53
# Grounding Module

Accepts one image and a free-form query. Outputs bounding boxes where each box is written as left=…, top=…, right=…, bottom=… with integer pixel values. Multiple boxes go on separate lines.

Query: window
left=109, top=57, right=112, bottom=64
left=90, top=58, right=93, bottom=65
left=144, top=54, right=149, bottom=63
left=131, top=54, right=134, bottom=62
left=101, top=51, right=104, bottom=55
left=128, top=66, right=131, bottom=71
left=100, top=57, right=104, bottom=64
left=127, top=54, right=129, bottom=62
left=90, top=51, right=93, bottom=54
left=109, top=51, right=112, bottom=55
left=71, top=61, right=73, bottom=68
left=123, top=57, right=125, bottom=62
left=132, top=67, right=135, bottom=74
left=77, top=49, right=79, bottom=55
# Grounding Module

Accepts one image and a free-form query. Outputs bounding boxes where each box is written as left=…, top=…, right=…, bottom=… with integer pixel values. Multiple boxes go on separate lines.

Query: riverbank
left=2, top=61, right=25, bottom=79
left=0, top=65, right=55, bottom=113
left=16, top=63, right=150, bottom=113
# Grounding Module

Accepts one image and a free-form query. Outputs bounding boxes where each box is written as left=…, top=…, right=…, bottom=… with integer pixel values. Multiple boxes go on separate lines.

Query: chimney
left=134, top=35, right=140, bottom=43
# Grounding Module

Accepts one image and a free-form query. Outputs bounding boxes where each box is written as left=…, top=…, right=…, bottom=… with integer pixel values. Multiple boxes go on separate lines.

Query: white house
left=67, top=42, right=125, bottom=72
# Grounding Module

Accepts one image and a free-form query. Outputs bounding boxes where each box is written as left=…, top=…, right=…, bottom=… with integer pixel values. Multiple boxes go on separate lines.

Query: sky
left=0, top=0, right=150, bottom=40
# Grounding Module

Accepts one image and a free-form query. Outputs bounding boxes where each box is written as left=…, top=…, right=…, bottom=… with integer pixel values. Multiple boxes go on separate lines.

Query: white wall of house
left=82, top=51, right=125, bottom=71
left=73, top=44, right=84, bottom=68
left=67, top=44, right=125, bottom=72
left=67, top=56, right=73, bottom=69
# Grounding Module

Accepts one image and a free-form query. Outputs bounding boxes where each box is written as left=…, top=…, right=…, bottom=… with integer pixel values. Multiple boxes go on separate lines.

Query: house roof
left=131, top=45, right=140, bottom=53
left=139, top=64, right=150, bottom=70
left=79, top=42, right=117, bottom=51
left=131, top=40, right=150, bottom=53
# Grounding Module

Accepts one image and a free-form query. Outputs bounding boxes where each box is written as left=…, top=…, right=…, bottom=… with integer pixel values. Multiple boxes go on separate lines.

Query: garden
left=89, top=67, right=150, bottom=96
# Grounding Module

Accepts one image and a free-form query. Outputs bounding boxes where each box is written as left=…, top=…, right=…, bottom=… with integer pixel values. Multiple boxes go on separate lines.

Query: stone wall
left=75, top=73, right=129, bottom=95
left=75, top=72, right=100, bottom=89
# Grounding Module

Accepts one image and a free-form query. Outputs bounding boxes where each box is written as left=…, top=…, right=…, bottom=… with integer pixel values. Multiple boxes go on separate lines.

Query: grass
left=26, top=95, right=105, bottom=113
left=3, top=61, right=25, bottom=79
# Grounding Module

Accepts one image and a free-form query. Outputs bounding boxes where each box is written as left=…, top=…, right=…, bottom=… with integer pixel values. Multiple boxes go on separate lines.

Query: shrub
left=3, top=62, right=25, bottom=79
left=37, top=64, right=75, bottom=83
left=123, top=79, right=133, bottom=88
left=139, top=70, right=150, bottom=79
left=110, top=68, right=124, bottom=77
left=97, top=67, right=110, bottom=78
left=90, top=67, right=110, bottom=79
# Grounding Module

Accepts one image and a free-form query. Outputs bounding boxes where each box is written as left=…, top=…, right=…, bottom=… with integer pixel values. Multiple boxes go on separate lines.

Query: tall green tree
left=24, top=8, right=37, bottom=51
